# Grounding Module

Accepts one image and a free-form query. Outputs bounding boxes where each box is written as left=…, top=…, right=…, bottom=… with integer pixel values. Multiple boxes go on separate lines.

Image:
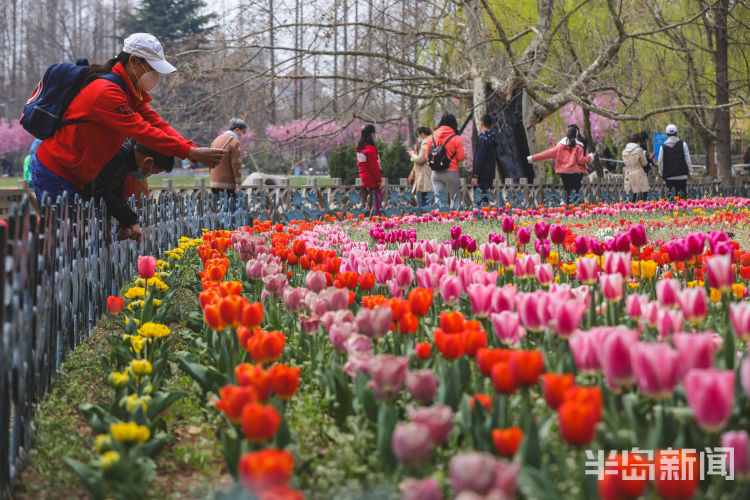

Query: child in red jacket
left=30, top=33, right=226, bottom=204
left=356, top=124, right=382, bottom=216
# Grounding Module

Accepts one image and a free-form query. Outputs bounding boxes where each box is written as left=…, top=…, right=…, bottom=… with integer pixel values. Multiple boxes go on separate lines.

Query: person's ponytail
left=565, top=125, right=579, bottom=150
left=80, top=52, right=131, bottom=87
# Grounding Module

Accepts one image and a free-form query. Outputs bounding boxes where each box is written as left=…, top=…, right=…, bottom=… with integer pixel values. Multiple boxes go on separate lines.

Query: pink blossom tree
left=0, top=119, right=34, bottom=157
left=266, top=118, right=347, bottom=168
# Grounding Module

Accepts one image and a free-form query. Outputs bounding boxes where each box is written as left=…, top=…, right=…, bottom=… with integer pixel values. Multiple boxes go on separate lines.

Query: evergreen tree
left=120, top=0, right=215, bottom=47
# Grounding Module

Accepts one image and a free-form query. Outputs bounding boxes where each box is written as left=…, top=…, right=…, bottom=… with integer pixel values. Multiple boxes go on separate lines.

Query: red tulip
left=107, top=296, right=124, bottom=314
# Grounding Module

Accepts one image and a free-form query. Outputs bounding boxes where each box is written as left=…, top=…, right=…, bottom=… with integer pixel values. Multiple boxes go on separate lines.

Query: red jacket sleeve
left=91, top=84, right=193, bottom=159
left=576, top=146, right=593, bottom=166
left=135, top=101, right=196, bottom=148
left=531, top=145, right=560, bottom=162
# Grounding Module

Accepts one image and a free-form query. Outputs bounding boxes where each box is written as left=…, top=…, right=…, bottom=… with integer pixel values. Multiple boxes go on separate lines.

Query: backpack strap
left=443, top=134, right=459, bottom=159
left=58, top=73, right=128, bottom=128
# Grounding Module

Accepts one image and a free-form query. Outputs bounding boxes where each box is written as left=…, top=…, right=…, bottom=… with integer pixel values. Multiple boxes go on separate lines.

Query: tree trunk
left=269, top=0, right=276, bottom=124
left=583, top=108, right=604, bottom=177
left=714, top=0, right=731, bottom=183
left=521, top=90, right=540, bottom=177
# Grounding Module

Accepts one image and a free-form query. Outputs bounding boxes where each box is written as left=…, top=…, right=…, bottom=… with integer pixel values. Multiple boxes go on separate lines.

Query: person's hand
left=688, top=174, right=692, bottom=180
left=188, top=147, right=226, bottom=168
left=649, top=153, right=656, bottom=160
left=471, top=177, right=478, bottom=187
left=117, top=227, right=131, bottom=241
left=128, top=223, right=143, bottom=245
left=526, top=155, right=533, bottom=163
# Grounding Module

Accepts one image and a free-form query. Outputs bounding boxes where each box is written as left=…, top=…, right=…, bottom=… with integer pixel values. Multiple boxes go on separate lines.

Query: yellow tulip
left=110, top=422, right=150, bottom=443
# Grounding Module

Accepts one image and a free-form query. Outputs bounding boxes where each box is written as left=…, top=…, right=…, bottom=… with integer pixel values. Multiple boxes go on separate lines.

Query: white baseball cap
left=122, top=33, right=177, bottom=74
left=665, top=124, right=678, bottom=135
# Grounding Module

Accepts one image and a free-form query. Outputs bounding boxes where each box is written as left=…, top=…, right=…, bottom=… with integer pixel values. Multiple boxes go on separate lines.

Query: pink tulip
left=490, top=285, right=516, bottom=314
left=683, top=369, right=735, bottom=432
left=320, top=309, right=356, bottom=331
left=262, top=274, right=288, bottom=298
left=410, top=404, right=453, bottom=445
left=672, top=333, right=716, bottom=377
left=730, top=302, right=750, bottom=342
left=569, top=329, right=602, bottom=374
left=534, top=239, right=551, bottom=259
left=449, top=452, right=498, bottom=495
left=641, top=301, right=660, bottom=327
left=282, top=287, right=307, bottom=312
left=480, top=243, right=500, bottom=264
left=373, top=261, right=394, bottom=284
left=245, top=259, right=264, bottom=279
left=513, top=253, right=539, bottom=279
left=305, top=269, right=327, bottom=293
left=344, top=334, right=372, bottom=354
left=603, top=252, right=631, bottom=278
left=439, top=275, right=461, bottom=305
left=356, top=306, right=393, bottom=338
left=599, top=273, right=624, bottom=302
left=679, top=288, right=708, bottom=324
left=367, top=355, right=408, bottom=400
left=666, top=239, right=689, bottom=262
left=300, top=314, right=320, bottom=334
left=343, top=352, right=373, bottom=379
left=329, top=322, right=356, bottom=352
left=741, top=356, right=750, bottom=398
left=387, top=279, right=404, bottom=299
left=597, top=328, right=639, bottom=390
left=626, top=293, right=647, bottom=320
left=406, top=369, right=439, bottom=403
left=497, top=245, right=517, bottom=269
left=550, top=224, right=566, bottom=245
left=392, top=422, right=433, bottom=466
left=549, top=300, right=586, bottom=338
left=535, top=263, right=554, bottom=287
left=394, top=264, right=415, bottom=289
left=467, top=283, right=497, bottom=318
left=398, top=242, right=413, bottom=259
left=137, top=255, right=157, bottom=279
left=577, top=257, right=599, bottom=284
left=516, top=291, right=549, bottom=332
left=631, top=343, right=680, bottom=399
left=656, top=278, right=681, bottom=310
left=628, top=224, right=647, bottom=248
left=400, top=478, right=443, bottom=500
left=490, top=311, right=524, bottom=347
left=318, top=287, right=350, bottom=311
left=686, top=233, right=705, bottom=255
left=570, top=285, right=590, bottom=310
left=721, top=431, right=750, bottom=479
left=493, top=460, right=520, bottom=499
left=657, top=309, right=684, bottom=340
left=706, top=255, right=734, bottom=292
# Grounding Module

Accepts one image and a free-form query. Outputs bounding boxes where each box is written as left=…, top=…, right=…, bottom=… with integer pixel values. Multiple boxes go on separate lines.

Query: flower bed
left=74, top=199, right=750, bottom=499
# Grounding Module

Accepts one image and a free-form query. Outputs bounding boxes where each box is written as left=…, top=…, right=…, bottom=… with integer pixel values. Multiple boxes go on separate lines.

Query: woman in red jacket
left=527, top=124, right=596, bottom=204
left=356, top=124, right=382, bottom=216
left=30, top=33, right=226, bottom=203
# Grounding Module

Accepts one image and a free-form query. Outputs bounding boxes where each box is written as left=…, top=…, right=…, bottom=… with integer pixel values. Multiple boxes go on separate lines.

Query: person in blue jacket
left=471, top=114, right=501, bottom=205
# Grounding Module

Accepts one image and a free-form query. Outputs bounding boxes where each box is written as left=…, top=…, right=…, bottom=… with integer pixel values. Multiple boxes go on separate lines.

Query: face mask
left=136, top=59, right=160, bottom=92
left=416, top=137, right=422, bottom=143
left=131, top=168, right=150, bottom=179
left=373, top=135, right=379, bottom=142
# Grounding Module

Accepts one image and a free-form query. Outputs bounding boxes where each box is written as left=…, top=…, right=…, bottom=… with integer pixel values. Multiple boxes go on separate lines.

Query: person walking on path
left=472, top=113, right=500, bottom=206
left=209, top=118, right=248, bottom=196
left=657, top=124, right=692, bottom=199
left=622, top=132, right=652, bottom=202
left=527, top=124, right=595, bottom=205
left=408, top=126, right=432, bottom=209
left=83, top=138, right=174, bottom=244
left=424, top=113, right=466, bottom=210
left=30, top=32, right=225, bottom=203
left=356, top=124, right=383, bottom=216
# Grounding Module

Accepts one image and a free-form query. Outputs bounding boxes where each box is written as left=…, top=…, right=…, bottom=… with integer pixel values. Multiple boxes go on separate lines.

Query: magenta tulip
left=679, top=288, right=708, bottom=325
left=631, top=343, right=680, bottom=399
left=410, top=404, right=453, bottom=445
left=549, top=300, right=586, bottom=338
left=406, top=369, right=439, bottom=403
left=574, top=236, right=589, bottom=256
left=705, top=255, right=734, bottom=292
left=666, top=239, right=689, bottom=262
left=137, top=255, right=157, bottom=279
left=501, top=216, right=515, bottom=234
left=656, top=279, right=681, bottom=309
left=721, top=431, right=750, bottom=479
left=683, top=368, right=735, bottom=432
left=550, top=225, right=566, bottom=245
left=392, top=422, right=433, bottom=466
left=599, top=273, right=624, bottom=302
left=517, top=227, right=531, bottom=245
left=597, top=328, right=639, bottom=390
left=533, top=221, right=550, bottom=240
left=577, top=257, right=599, bottom=284
left=569, top=329, right=602, bottom=374
left=628, top=224, right=647, bottom=248
left=672, top=332, right=716, bottom=377
left=467, top=283, right=497, bottom=319
left=741, top=356, right=750, bottom=398
left=490, top=311, right=524, bottom=347
left=686, top=233, right=706, bottom=256
left=730, top=302, right=750, bottom=341
left=535, top=263, right=554, bottom=287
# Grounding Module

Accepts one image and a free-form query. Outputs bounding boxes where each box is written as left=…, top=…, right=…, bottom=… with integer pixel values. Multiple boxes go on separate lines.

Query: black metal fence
left=0, top=192, right=252, bottom=499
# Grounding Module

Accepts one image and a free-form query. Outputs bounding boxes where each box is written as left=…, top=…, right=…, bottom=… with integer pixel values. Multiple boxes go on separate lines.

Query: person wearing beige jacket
left=408, top=126, right=433, bottom=207
left=622, top=131, right=653, bottom=202
left=209, top=118, right=247, bottom=195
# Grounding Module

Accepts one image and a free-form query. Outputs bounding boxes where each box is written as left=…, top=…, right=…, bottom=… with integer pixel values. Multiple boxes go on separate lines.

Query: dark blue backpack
left=20, top=57, right=126, bottom=140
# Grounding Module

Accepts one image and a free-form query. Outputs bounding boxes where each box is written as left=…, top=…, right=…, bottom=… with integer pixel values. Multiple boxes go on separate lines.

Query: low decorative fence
left=0, top=193, right=252, bottom=499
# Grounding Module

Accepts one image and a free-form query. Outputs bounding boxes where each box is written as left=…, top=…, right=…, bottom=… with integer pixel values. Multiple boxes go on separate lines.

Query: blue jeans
left=417, top=191, right=429, bottom=208
left=30, top=156, right=80, bottom=204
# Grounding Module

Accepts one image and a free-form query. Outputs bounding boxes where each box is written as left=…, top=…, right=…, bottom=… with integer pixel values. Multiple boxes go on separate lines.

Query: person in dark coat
left=472, top=114, right=500, bottom=205
left=83, top=138, right=174, bottom=244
